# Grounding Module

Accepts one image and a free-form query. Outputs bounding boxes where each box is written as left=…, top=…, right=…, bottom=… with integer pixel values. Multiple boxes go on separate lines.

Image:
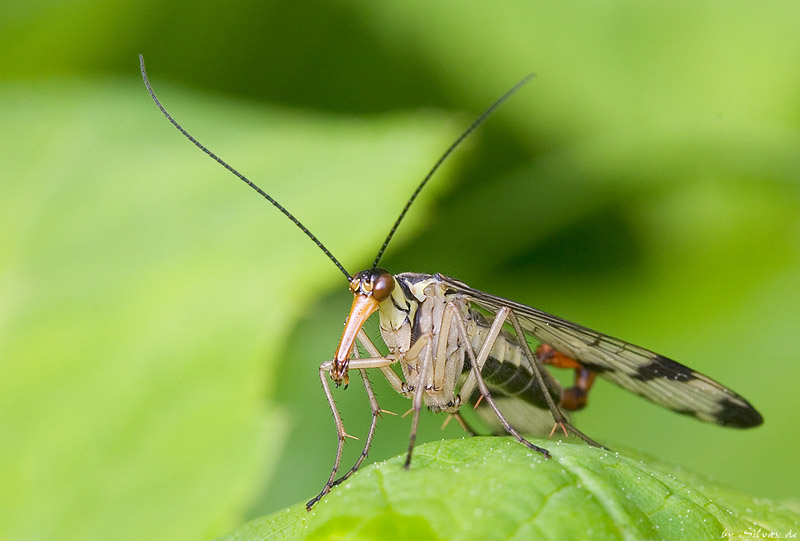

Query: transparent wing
left=470, top=393, right=564, bottom=436
left=438, top=274, right=762, bottom=428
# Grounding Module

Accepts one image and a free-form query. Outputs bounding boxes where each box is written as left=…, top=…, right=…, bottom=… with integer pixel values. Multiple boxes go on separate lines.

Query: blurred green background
left=2, top=1, right=799, bottom=539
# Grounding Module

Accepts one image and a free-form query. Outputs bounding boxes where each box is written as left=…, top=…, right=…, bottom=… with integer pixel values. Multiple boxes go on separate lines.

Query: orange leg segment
left=535, top=344, right=597, bottom=411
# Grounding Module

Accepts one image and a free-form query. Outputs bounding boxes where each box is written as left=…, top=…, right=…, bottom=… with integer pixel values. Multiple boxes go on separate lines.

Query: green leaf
left=223, top=438, right=800, bottom=540
left=0, top=80, right=460, bottom=540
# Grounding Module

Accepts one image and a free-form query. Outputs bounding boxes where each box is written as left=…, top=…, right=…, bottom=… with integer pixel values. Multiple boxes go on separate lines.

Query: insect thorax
left=374, top=273, right=538, bottom=414
left=375, top=273, right=437, bottom=353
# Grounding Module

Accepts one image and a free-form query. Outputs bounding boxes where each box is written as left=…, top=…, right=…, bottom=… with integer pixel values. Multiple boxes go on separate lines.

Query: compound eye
left=371, top=271, right=395, bottom=302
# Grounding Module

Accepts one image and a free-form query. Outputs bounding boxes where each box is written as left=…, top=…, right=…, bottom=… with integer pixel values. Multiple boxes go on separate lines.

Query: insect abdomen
left=464, top=309, right=561, bottom=410
left=471, top=356, right=558, bottom=409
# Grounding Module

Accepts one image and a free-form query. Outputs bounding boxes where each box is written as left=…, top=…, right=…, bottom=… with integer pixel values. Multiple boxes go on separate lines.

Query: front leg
left=356, top=329, right=410, bottom=397
left=330, top=337, right=399, bottom=490
left=328, top=329, right=415, bottom=490
left=307, top=354, right=397, bottom=510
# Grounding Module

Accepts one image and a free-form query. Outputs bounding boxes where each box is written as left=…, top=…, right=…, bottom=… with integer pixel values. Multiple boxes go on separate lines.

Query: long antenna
left=139, top=55, right=352, bottom=281
left=371, top=73, right=536, bottom=269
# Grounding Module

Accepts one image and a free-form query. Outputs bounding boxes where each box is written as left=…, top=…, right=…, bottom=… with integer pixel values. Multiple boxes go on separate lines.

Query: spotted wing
left=438, top=274, right=762, bottom=428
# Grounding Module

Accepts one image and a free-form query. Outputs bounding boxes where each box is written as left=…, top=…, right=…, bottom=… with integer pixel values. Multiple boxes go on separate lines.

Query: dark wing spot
left=631, top=354, right=697, bottom=382
left=716, top=397, right=764, bottom=428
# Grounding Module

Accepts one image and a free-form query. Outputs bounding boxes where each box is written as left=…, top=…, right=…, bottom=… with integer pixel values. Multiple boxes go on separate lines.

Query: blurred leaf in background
left=1, top=1, right=799, bottom=539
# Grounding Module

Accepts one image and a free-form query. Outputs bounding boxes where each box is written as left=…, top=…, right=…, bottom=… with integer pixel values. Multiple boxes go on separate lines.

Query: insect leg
left=450, top=304, right=551, bottom=458
left=457, top=305, right=511, bottom=403
left=357, top=329, right=409, bottom=396
left=404, top=333, right=433, bottom=469
left=506, top=310, right=606, bottom=449
left=307, top=361, right=347, bottom=510
left=330, top=342, right=383, bottom=489
left=307, top=355, right=396, bottom=510
left=535, top=344, right=597, bottom=411
left=440, top=411, right=479, bottom=435
left=435, top=302, right=467, bottom=405
left=452, top=411, right=479, bottom=436
left=432, top=301, right=455, bottom=394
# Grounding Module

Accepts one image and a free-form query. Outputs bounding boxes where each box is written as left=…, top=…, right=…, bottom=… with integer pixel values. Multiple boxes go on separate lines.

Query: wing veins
left=438, top=274, right=758, bottom=425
